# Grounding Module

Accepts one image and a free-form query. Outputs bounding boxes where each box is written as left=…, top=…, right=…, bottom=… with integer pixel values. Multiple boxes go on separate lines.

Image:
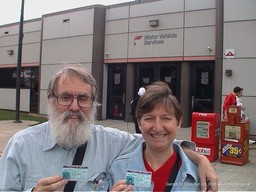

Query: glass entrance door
left=159, top=64, right=180, bottom=99
left=135, top=63, right=180, bottom=100
left=191, top=62, right=214, bottom=113
left=107, top=64, right=126, bottom=120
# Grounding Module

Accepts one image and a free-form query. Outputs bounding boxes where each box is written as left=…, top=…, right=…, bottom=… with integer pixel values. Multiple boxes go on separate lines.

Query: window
left=0, top=67, right=39, bottom=89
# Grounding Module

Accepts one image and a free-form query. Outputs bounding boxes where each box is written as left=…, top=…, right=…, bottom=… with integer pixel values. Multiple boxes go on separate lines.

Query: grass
left=0, top=110, right=48, bottom=123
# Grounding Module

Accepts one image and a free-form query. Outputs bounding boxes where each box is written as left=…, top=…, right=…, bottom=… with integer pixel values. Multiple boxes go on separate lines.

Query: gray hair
left=47, top=64, right=99, bottom=106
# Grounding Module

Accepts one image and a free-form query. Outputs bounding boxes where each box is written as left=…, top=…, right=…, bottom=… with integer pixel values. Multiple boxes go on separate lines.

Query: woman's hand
left=111, top=179, right=133, bottom=192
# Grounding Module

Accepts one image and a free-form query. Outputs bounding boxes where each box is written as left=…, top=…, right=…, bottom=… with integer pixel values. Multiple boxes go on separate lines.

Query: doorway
left=107, top=64, right=126, bottom=120
left=135, top=63, right=180, bottom=100
left=191, top=62, right=214, bottom=113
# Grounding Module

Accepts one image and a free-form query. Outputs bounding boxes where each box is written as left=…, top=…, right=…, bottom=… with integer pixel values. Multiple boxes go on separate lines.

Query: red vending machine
left=191, top=112, right=220, bottom=162
left=221, top=106, right=249, bottom=166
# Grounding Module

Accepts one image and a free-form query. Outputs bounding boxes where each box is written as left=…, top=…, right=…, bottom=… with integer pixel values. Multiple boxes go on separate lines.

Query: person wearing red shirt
left=109, top=81, right=218, bottom=191
left=223, top=86, right=243, bottom=120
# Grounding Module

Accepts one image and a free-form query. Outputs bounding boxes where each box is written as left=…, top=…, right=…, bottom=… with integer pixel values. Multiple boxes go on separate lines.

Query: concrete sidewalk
left=0, top=119, right=256, bottom=191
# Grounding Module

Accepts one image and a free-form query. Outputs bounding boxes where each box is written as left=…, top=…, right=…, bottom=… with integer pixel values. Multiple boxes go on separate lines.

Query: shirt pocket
left=86, top=172, right=109, bottom=191
left=24, top=176, right=42, bottom=190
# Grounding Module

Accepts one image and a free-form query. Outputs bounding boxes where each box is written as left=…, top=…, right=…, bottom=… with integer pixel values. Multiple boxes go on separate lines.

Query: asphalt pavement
left=0, top=119, right=256, bottom=191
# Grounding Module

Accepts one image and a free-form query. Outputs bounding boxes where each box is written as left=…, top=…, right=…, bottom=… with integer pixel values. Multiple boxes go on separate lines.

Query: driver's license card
left=125, top=169, right=152, bottom=187
left=62, top=165, right=88, bottom=181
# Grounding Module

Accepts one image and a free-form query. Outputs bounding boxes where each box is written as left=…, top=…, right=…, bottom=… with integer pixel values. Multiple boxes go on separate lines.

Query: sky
left=0, top=0, right=134, bottom=25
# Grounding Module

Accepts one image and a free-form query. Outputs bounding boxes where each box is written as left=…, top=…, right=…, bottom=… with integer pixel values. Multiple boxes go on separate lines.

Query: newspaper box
left=191, top=112, right=220, bottom=162
left=221, top=106, right=249, bottom=165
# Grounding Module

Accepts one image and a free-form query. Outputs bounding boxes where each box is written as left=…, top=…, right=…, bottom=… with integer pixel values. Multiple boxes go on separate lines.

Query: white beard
left=47, top=103, right=95, bottom=148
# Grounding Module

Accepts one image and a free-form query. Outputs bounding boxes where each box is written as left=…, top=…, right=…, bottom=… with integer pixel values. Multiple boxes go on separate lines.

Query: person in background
left=236, top=87, right=247, bottom=119
left=130, top=87, right=146, bottom=133
left=0, top=65, right=218, bottom=191
left=109, top=81, right=217, bottom=192
left=223, top=86, right=243, bottom=120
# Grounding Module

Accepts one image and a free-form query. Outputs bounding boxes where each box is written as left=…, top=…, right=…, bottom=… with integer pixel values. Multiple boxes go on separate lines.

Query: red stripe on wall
left=0, top=62, right=39, bottom=68
left=104, top=56, right=215, bottom=63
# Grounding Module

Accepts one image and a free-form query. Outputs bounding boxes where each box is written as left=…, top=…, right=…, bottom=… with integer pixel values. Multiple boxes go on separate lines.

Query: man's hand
left=198, top=155, right=218, bottom=192
left=182, top=147, right=218, bottom=192
left=32, top=176, right=68, bottom=192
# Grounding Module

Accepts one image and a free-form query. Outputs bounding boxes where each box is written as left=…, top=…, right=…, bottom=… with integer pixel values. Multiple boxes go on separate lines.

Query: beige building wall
left=223, top=0, right=256, bottom=134
left=105, top=0, right=216, bottom=62
left=39, top=8, right=96, bottom=114
left=0, top=19, right=41, bottom=112
left=0, top=89, right=30, bottom=111
left=39, top=6, right=106, bottom=115
left=0, top=19, right=41, bottom=68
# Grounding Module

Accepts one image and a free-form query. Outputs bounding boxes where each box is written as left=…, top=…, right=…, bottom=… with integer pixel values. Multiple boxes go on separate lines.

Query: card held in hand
left=62, top=165, right=88, bottom=181
left=125, top=169, right=152, bottom=188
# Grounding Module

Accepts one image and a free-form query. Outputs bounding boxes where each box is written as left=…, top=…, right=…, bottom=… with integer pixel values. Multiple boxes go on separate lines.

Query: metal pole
left=14, top=0, right=25, bottom=123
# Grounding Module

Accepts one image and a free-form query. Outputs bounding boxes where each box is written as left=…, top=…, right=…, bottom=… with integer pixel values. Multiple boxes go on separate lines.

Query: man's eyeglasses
left=54, top=93, right=94, bottom=108
left=93, top=172, right=109, bottom=191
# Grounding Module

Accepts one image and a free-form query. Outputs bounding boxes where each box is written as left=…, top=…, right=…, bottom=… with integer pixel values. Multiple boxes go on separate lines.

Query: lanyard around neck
left=63, top=143, right=87, bottom=191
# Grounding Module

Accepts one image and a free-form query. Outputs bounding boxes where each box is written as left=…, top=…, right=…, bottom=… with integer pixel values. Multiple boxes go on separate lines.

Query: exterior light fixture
left=7, top=50, right=14, bottom=55
left=149, top=19, right=159, bottom=27
left=208, top=46, right=213, bottom=52
left=63, top=19, right=70, bottom=23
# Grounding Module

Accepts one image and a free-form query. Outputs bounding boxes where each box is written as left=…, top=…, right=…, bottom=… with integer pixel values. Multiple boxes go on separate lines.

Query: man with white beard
left=0, top=65, right=218, bottom=191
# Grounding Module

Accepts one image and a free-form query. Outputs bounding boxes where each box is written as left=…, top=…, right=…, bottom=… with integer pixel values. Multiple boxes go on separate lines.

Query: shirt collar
left=43, top=122, right=59, bottom=151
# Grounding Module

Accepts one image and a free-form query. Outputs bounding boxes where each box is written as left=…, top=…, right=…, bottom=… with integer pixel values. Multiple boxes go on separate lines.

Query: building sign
left=225, top=49, right=235, bottom=59
left=133, top=32, right=177, bottom=46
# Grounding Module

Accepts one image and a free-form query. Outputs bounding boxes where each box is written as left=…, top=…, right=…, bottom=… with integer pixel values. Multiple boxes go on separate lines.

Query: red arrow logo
left=226, top=51, right=234, bottom=56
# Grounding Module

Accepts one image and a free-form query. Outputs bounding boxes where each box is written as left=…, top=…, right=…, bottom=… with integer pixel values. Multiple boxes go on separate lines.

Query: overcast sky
left=0, top=0, right=134, bottom=25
